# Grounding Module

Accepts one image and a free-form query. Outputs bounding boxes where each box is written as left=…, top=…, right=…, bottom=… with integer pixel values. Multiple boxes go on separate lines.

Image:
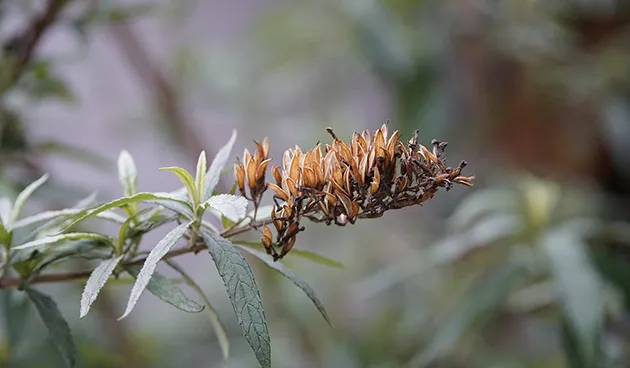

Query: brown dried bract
left=235, top=124, right=474, bottom=261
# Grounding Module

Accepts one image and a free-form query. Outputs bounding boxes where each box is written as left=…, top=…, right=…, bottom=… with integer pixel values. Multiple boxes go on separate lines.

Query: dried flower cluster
left=234, top=124, right=474, bottom=260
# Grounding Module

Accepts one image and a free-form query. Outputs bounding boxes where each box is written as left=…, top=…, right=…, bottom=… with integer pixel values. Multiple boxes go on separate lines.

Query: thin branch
left=107, top=21, right=228, bottom=190
left=0, top=219, right=270, bottom=289
left=1, top=0, right=71, bottom=92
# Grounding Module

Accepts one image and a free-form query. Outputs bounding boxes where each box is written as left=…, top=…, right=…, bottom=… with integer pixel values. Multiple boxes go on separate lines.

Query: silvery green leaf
left=126, top=266, right=204, bottom=313
left=13, top=233, right=114, bottom=250
left=8, top=173, right=49, bottom=226
left=0, top=197, right=12, bottom=225
left=119, top=221, right=191, bottom=319
left=204, top=194, right=248, bottom=222
left=203, top=230, right=270, bottom=368
left=117, top=150, right=138, bottom=197
left=26, top=288, right=76, bottom=368
left=195, top=151, right=207, bottom=200
left=80, top=255, right=125, bottom=318
left=238, top=245, right=333, bottom=326
left=203, top=130, right=237, bottom=201
left=61, top=192, right=193, bottom=231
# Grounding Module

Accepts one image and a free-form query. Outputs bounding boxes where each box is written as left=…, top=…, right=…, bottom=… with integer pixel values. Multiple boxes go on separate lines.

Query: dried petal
left=246, top=158, right=257, bottom=190
left=271, top=165, right=282, bottom=185
left=268, top=183, right=289, bottom=201
left=371, top=167, right=380, bottom=194
left=234, top=163, right=245, bottom=193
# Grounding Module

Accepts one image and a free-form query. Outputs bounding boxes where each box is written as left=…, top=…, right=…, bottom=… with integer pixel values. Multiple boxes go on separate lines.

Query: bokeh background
left=2, top=0, right=630, bottom=367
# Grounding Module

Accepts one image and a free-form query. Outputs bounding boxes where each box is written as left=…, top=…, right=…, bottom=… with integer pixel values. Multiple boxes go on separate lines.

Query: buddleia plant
left=0, top=124, right=473, bottom=368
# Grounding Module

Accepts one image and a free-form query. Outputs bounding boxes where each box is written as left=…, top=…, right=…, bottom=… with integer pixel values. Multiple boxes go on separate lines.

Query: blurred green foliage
left=1, top=0, right=630, bottom=367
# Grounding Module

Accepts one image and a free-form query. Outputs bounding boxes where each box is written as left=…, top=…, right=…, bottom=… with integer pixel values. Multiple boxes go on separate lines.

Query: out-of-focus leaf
left=542, top=225, right=605, bottom=366
left=12, top=233, right=113, bottom=250
left=8, top=173, right=49, bottom=226
left=26, top=288, right=76, bottom=368
left=117, top=150, right=138, bottom=198
left=204, top=194, right=248, bottom=222
left=105, top=3, right=157, bottom=22
left=119, top=222, right=191, bottom=319
left=126, top=266, right=204, bottom=313
left=80, top=255, right=124, bottom=318
left=410, top=262, right=525, bottom=367
left=448, top=189, right=517, bottom=231
left=195, top=151, right=207, bottom=200
left=1, top=290, right=31, bottom=350
left=164, top=259, right=229, bottom=360
left=160, top=167, right=198, bottom=206
left=34, top=141, right=111, bottom=169
left=203, top=130, right=237, bottom=201
left=238, top=245, right=333, bottom=326
left=238, top=241, right=344, bottom=268
left=431, top=214, right=520, bottom=264
left=61, top=193, right=193, bottom=231
left=203, top=230, right=271, bottom=368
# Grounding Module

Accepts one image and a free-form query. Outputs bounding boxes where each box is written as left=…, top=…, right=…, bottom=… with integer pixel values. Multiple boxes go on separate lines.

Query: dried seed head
left=238, top=124, right=473, bottom=260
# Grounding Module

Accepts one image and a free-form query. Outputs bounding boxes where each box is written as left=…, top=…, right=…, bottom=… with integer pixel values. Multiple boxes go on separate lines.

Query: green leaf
left=117, top=150, right=138, bottom=198
left=238, top=242, right=344, bottom=269
left=160, top=167, right=198, bottom=206
left=204, top=194, right=248, bottom=222
left=119, top=222, right=191, bottom=319
left=542, top=225, right=605, bottom=366
left=195, top=151, right=207, bottom=200
left=12, top=208, right=126, bottom=232
left=117, top=208, right=153, bottom=252
left=26, top=288, right=76, bottom=368
left=12, top=233, right=114, bottom=250
left=203, top=130, right=237, bottom=202
left=410, top=262, right=525, bottom=367
left=165, top=259, right=229, bottom=360
left=80, top=255, right=124, bottom=318
left=61, top=192, right=193, bottom=232
left=0, top=197, right=12, bottom=226
left=126, top=266, right=204, bottom=314
left=203, top=230, right=271, bottom=368
left=8, top=173, right=49, bottom=226
left=238, top=245, right=333, bottom=326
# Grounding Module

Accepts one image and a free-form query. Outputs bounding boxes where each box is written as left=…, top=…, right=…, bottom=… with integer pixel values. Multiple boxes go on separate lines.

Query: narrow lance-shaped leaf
left=238, top=245, right=333, bottom=326
left=118, top=150, right=138, bottom=197
left=195, top=151, right=207, bottom=200
left=126, top=266, right=204, bottom=313
left=203, top=230, right=271, bottom=368
left=26, top=288, right=76, bottom=368
left=542, top=225, right=605, bottom=366
left=238, top=242, right=344, bottom=269
left=12, top=233, right=114, bottom=250
left=204, top=130, right=237, bottom=201
left=160, top=167, right=198, bottom=206
left=60, top=192, right=193, bottom=232
left=8, top=173, right=49, bottom=226
left=204, top=194, right=248, bottom=223
left=117, top=208, right=153, bottom=252
left=164, top=259, right=229, bottom=360
left=119, top=221, right=192, bottom=319
left=80, top=255, right=125, bottom=318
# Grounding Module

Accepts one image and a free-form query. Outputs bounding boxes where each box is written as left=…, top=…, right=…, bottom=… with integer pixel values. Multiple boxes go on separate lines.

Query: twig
left=0, top=219, right=270, bottom=289
left=107, top=21, right=228, bottom=190
left=1, top=0, right=71, bottom=92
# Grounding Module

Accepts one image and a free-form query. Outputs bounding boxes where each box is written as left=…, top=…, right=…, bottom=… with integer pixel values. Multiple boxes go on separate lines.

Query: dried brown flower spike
left=235, top=124, right=474, bottom=261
